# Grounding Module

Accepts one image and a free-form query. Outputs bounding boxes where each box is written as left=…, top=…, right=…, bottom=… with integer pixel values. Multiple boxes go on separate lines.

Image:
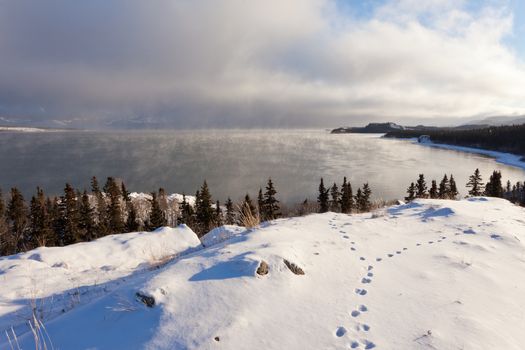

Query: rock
left=256, top=261, right=269, bottom=276
left=136, top=292, right=155, bottom=307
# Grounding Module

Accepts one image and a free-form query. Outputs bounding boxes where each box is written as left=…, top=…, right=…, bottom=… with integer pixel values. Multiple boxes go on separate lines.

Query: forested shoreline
left=0, top=176, right=375, bottom=256
left=384, top=123, right=525, bottom=156
left=1, top=168, right=523, bottom=257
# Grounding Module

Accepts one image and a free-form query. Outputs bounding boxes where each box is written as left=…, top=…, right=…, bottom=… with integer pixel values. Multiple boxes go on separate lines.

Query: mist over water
left=0, top=129, right=524, bottom=203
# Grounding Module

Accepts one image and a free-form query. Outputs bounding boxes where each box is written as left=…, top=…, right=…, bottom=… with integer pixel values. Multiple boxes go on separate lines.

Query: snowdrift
left=0, top=225, right=202, bottom=333
left=2, top=198, right=525, bottom=349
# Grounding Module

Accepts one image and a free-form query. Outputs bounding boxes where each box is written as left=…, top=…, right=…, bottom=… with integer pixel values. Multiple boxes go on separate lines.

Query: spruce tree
left=449, top=175, right=458, bottom=199
left=330, top=183, right=340, bottom=212
left=105, top=177, right=125, bottom=235
left=429, top=180, right=438, bottom=199
left=438, top=174, right=449, bottom=199
left=241, top=193, right=257, bottom=218
left=7, top=187, right=28, bottom=253
left=484, top=170, right=503, bottom=198
left=28, top=187, right=53, bottom=248
left=78, top=190, right=95, bottom=241
left=125, top=202, right=140, bottom=232
left=148, top=192, right=167, bottom=230
left=415, top=174, right=427, bottom=198
left=121, top=182, right=130, bottom=202
left=195, top=181, right=214, bottom=236
left=225, top=197, right=235, bottom=225
left=91, top=176, right=108, bottom=237
left=215, top=200, right=223, bottom=226
left=0, top=188, right=10, bottom=256
left=257, top=188, right=266, bottom=220
left=263, top=178, right=280, bottom=220
left=317, top=178, right=329, bottom=213
left=340, top=177, right=354, bottom=214
left=59, top=183, right=81, bottom=245
left=361, top=183, right=372, bottom=211
left=354, top=187, right=363, bottom=212
left=405, top=182, right=416, bottom=201
left=466, top=169, right=484, bottom=196
left=178, top=194, right=195, bottom=227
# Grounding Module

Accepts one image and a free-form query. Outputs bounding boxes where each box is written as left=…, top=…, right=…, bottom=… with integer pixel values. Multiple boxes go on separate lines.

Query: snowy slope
left=0, top=226, right=202, bottom=337
left=2, top=198, right=525, bottom=349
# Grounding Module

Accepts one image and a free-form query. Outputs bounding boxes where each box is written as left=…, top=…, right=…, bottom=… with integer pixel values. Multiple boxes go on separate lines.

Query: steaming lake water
left=0, top=129, right=524, bottom=203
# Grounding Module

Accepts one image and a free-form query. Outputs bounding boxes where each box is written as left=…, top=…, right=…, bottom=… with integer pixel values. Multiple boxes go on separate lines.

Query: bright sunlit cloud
left=0, top=0, right=524, bottom=128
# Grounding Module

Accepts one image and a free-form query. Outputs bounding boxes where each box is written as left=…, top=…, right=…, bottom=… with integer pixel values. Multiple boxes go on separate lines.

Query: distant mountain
left=464, top=115, right=525, bottom=127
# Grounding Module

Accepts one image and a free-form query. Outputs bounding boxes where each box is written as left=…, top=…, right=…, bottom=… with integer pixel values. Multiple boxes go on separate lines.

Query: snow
left=0, top=126, right=63, bottom=132
left=411, top=139, right=525, bottom=170
left=0, top=226, right=202, bottom=337
left=2, top=198, right=525, bottom=349
left=130, top=192, right=196, bottom=206
left=200, top=225, right=247, bottom=247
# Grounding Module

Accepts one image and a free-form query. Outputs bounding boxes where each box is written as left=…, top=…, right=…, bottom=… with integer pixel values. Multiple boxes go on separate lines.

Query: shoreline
left=401, top=138, right=525, bottom=171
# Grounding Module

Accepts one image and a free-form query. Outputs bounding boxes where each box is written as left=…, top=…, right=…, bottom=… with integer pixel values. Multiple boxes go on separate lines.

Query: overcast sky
left=0, top=0, right=524, bottom=128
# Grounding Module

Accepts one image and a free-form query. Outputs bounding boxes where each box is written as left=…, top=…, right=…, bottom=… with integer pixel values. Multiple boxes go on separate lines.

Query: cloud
left=0, top=0, right=524, bottom=128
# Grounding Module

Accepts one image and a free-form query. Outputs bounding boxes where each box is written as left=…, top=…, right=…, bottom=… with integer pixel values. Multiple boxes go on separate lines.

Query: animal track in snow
left=367, top=265, right=373, bottom=271
left=351, top=310, right=360, bottom=317
left=396, top=251, right=401, bottom=254
left=357, top=323, right=371, bottom=332
left=376, top=258, right=382, bottom=262
left=351, top=247, right=356, bottom=251
left=355, top=288, right=367, bottom=296
left=360, top=257, right=366, bottom=261
left=350, top=340, right=359, bottom=348
left=363, top=340, right=376, bottom=349
left=335, top=326, right=347, bottom=337
left=388, top=254, right=394, bottom=257
left=367, top=272, right=373, bottom=277
left=361, top=277, right=372, bottom=284
left=359, top=305, right=368, bottom=312
left=403, top=247, right=407, bottom=250
left=416, top=243, right=421, bottom=246
left=428, top=241, right=434, bottom=244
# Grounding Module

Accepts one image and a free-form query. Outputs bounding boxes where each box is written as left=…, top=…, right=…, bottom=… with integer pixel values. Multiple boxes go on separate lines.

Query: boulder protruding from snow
left=256, top=261, right=269, bottom=275
left=136, top=292, right=155, bottom=307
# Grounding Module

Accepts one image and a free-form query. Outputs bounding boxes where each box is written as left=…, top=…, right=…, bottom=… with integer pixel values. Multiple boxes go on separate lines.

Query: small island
left=331, top=122, right=405, bottom=134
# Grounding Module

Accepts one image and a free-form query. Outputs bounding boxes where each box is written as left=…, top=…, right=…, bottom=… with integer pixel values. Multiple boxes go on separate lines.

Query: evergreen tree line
left=385, top=123, right=525, bottom=156
left=405, top=174, right=458, bottom=201
left=316, top=177, right=372, bottom=214
left=0, top=177, right=283, bottom=256
left=404, top=169, right=525, bottom=206
left=2, top=169, right=522, bottom=257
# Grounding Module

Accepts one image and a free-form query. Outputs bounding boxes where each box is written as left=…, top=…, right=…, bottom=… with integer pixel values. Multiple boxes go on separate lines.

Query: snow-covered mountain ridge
left=1, top=197, right=525, bottom=349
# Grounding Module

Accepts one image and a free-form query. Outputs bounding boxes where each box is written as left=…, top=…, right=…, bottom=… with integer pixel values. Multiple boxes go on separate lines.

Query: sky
left=0, top=0, right=524, bottom=129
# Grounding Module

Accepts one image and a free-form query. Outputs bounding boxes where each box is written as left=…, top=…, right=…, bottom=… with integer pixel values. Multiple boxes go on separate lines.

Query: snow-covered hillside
left=1, top=198, right=525, bottom=349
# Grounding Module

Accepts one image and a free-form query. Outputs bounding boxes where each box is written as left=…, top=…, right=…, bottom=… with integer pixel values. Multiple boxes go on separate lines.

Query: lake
left=0, top=129, right=524, bottom=203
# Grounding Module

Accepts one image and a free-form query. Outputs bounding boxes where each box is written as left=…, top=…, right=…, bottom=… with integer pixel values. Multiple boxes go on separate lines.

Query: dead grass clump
left=237, top=203, right=260, bottom=228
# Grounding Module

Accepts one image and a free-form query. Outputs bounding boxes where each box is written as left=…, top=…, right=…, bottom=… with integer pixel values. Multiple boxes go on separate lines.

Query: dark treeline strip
left=404, top=169, right=525, bottom=206
left=385, top=123, right=525, bottom=156
left=1, top=169, right=523, bottom=257
left=0, top=176, right=374, bottom=257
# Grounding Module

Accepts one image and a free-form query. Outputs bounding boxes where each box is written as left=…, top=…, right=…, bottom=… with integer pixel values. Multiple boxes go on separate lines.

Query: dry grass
left=236, top=203, right=260, bottom=228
